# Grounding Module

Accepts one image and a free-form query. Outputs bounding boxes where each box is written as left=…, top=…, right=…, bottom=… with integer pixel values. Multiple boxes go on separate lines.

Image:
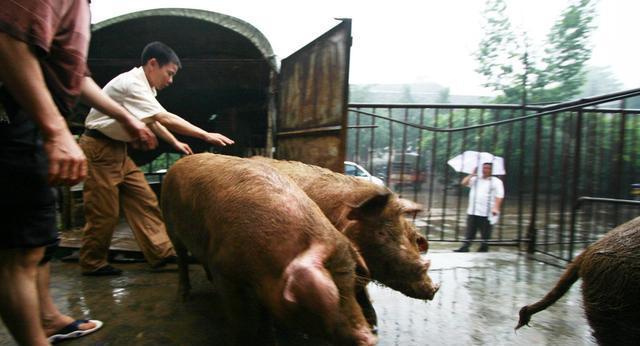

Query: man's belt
left=83, top=128, right=113, bottom=141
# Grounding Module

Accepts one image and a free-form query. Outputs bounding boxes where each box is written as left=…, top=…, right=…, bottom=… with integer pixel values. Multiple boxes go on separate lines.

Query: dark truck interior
left=76, top=9, right=276, bottom=165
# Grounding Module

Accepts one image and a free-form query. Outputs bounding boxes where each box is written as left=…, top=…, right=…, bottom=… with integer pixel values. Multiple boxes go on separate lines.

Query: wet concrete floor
left=0, top=246, right=595, bottom=346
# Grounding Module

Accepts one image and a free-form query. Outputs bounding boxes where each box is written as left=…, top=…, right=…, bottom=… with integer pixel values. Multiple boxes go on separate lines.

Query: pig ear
left=346, top=192, right=391, bottom=220
left=416, top=234, right=429, bottom=253
left=398, top=198, right=424, bottom=215
left=283, top=245, right=340, bottom=318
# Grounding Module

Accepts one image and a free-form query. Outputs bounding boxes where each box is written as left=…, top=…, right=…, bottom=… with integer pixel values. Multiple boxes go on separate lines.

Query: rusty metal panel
left=276, top=19, right=352, bottom=172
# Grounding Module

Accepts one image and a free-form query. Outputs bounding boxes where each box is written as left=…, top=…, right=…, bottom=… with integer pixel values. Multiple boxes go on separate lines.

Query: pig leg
left=171, top=236, right=191, bottom=301
left=355, top=285, right=378, bottom=333
left=214, top=273, right=275, bottom=345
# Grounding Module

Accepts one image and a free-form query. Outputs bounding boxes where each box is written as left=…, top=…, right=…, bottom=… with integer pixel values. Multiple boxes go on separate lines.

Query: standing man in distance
left=0, top=0, right=158, bottom=344
left=79, top=41, right=234, bottom=276
left=454, top=162, right=504, bottom=252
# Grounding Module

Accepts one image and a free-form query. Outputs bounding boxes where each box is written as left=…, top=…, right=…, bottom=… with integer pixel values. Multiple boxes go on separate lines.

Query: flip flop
left=48, top=319, right=103, bottom=344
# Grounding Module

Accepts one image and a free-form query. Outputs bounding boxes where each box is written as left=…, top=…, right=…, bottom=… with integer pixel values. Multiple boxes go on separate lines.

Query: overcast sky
left=89, top=0, right=639, bottom=96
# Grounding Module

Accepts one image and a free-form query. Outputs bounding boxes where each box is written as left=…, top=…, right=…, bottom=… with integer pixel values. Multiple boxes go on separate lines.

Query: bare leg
left=0, top=247, right=49, bottom=346
left=37, top=261, right=97, bottom=336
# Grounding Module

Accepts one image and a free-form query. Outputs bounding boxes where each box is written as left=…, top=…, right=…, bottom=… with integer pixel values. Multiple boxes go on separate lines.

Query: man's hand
left=173, top=141, right=193, bottom=155
left=124, top=119, right=157, bottom=151
left=203, top=132, right=234, bottom=147
left=44, top=130, right=87, bottom=186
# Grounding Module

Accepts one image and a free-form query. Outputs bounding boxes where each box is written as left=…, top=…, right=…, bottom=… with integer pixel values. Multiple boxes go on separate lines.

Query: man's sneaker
left=477, top=244, right=489, bottom=252
left=454, top=246, right=469, bottom=253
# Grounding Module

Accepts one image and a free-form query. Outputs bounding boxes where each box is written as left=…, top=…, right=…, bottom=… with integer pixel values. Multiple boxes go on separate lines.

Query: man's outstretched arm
left=79, top=77, right=158, bottom=150
left=154, top=111, right=234, bottom=147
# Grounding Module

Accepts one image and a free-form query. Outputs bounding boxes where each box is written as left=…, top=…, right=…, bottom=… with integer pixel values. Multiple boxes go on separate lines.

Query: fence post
left=526, top=113, right=542, bottom=253
left=568, top=110, right=583, bottom=260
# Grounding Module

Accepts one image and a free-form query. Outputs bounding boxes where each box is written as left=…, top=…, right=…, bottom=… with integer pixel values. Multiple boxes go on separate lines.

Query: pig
left=250, top=157, right=440, bottom=327
left=516, top=216, right=640, bottom=346
left=161, top=153, right=376, bottom=346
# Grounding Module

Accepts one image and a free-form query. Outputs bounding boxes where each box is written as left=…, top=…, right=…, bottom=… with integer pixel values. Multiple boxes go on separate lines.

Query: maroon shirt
left=0, top=0, right=91, bottom=115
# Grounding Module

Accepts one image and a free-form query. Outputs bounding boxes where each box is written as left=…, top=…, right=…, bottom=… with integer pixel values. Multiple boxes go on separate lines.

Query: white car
left=344, top=161, right=385, bottom=186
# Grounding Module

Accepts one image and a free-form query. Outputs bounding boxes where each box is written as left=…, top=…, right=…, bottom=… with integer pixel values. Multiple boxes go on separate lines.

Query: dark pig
left=516, top=216, right=640, bottom=346
left=161, top=153, right=376, bottom=346
left=251, top=157, right=439, bottom=301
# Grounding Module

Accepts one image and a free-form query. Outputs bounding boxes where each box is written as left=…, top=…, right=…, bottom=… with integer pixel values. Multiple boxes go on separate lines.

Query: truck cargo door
left=275, top=19, right=351, bottom=172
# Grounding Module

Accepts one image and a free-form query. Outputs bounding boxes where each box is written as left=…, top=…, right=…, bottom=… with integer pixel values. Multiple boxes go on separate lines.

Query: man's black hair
left=141, top=41, right=182, bottom=68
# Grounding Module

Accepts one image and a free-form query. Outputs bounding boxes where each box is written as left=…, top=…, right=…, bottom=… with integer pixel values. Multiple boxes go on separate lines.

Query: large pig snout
left=355, top=326, right=378, bottom=346
left=410, top=258, right=440, bottom=300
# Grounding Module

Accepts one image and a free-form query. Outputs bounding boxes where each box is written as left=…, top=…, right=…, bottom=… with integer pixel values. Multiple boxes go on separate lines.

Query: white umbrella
left=447, top=151, right=506, bottom=175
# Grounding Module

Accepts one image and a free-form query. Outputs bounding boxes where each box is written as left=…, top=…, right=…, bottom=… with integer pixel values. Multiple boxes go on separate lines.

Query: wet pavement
left=0, top=247, right=595, bottom=346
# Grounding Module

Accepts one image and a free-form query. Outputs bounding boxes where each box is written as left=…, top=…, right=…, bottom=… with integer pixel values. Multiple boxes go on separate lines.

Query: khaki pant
left=78, top=135, right=174, bottom=272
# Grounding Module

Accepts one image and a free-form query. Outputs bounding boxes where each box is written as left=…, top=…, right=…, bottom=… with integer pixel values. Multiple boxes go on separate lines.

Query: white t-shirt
left=467, top=176, right=505, bottom=217
left=85, top=67, right=166, bottom=141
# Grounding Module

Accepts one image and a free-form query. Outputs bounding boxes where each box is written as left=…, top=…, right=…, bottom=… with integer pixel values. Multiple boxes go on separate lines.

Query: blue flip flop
left=48, top=319, right=103, bottom=343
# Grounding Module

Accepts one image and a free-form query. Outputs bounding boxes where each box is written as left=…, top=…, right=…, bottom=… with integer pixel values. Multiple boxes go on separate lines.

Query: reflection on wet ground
left=0, top=249, right=594, bottom=346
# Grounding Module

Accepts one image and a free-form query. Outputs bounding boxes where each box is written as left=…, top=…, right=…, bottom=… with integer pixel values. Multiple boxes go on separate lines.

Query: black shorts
left=0, top=160, right=59, bottom=249
left=0, top=103, right=59, bottom=249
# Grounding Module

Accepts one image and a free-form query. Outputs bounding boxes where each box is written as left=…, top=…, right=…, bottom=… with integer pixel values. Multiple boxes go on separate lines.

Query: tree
left=476, top=0, right=597, bottom=104
left=475, top=0, right=521, bottom=97
left=532, top=0, right=597, bottom=102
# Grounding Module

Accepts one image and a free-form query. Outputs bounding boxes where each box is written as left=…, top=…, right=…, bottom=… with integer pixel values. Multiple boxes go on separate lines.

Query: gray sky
left=90, top=0, right=639, bottom=96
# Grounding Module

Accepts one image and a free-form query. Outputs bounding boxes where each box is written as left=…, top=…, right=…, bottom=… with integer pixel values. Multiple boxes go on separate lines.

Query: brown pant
left=78, top=135, right=174, bottom=272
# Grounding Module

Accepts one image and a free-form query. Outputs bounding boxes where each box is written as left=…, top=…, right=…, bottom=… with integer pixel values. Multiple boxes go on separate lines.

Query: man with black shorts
left=0, top=0, right=157, bottom=344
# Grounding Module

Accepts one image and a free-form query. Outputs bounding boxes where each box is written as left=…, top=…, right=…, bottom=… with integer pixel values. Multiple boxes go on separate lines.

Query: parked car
left=344, top=161, right=385, bottom=186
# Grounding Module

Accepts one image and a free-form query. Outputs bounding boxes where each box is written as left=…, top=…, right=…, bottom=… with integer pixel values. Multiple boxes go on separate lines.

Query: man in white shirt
left=454, top=162, right=504, bottom=252
left=79, top=42, right=234, bottom=275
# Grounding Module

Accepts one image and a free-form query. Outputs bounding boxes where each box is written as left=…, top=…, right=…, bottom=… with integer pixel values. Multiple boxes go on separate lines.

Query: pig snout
left=407, top=258, right=440, bottom=300
left=354, top=326, right=378, bottom=346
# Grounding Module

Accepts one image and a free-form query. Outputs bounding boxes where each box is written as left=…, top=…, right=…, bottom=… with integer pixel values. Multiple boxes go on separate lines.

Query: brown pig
left=251, top=156, right=439, bottom=325
left=516, top=216, right=640, bottom=346
left=161, top=153, right=376, bottom=346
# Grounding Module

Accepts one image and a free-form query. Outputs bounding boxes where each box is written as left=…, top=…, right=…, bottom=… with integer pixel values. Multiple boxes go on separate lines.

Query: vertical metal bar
left=414, top=108, right=425, bottom=202
left=590, top=112, right=600, bottom=243
left=478, top=109, right=485, bottom=152
left=368, top=107, right=376, bottom=174
left=613, top=100, right=627, bottom=226
left=504, top=109, right=516, bottom=243
left=354, top=110, right=361, bottom=163
left=399, top=108, right=409, bottom=195
left=526, top=114, right=542, bottom=254
left=569, top=110, right=583, bottom=261
left=558, top=113, right=572, bottom=258
left=442, top=108, right=453, bottom=235
left=455, top=108, right=471, bottom=240
left=490, top=109, right=502, bottom=239
left=543, top=114, right=556, bottom=253
left=517, top=114, right=527, bottom=247
left=427, top=109, right=439, bottom=238
left=385, top=108, right=393, bottom=187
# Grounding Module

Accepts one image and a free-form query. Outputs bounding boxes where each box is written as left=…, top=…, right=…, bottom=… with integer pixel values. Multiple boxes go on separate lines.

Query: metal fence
left=347, top=88, right=640, bottom=262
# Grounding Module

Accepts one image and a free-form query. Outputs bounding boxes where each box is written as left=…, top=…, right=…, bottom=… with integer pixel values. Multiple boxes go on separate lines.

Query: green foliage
left=534, top=0, right=596, bottom=102
left=476, top=0, right=597, bottom=104
left=475, top=0, right=521, bottom=94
